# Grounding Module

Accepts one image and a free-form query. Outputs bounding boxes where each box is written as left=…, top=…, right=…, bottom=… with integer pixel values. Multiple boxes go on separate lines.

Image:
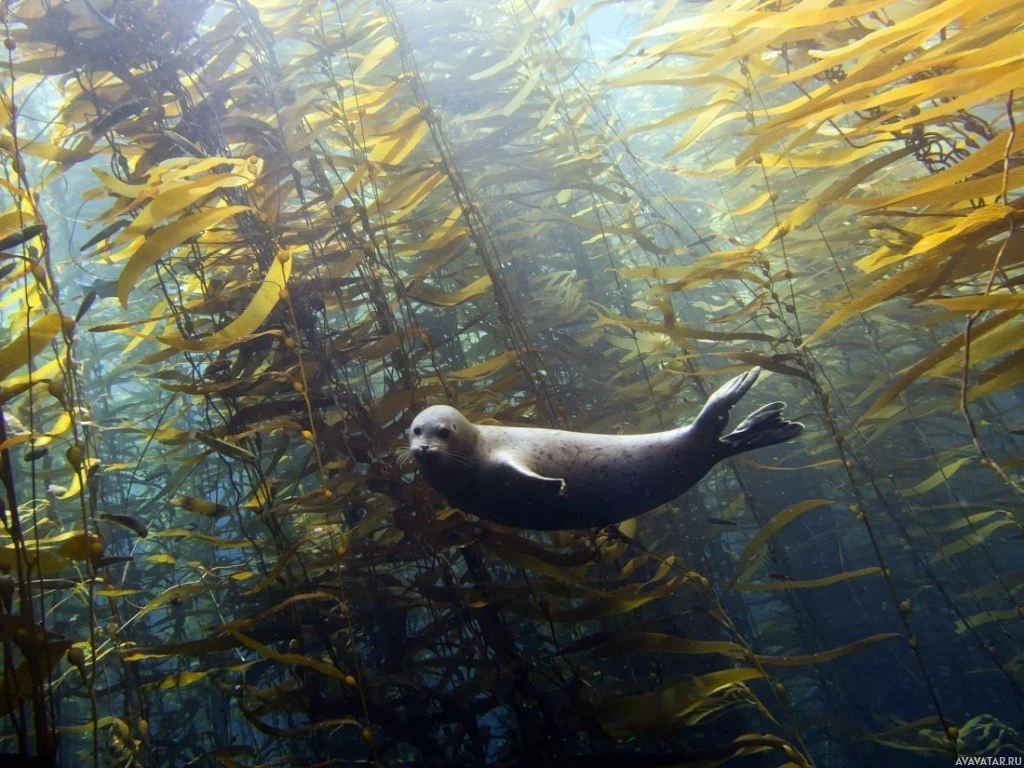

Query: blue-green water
left=0, top=0, right=1022, bottom=765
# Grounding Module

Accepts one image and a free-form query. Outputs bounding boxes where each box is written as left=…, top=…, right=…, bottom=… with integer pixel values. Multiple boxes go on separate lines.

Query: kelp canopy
left=0, top=0, right=1022, bottom=764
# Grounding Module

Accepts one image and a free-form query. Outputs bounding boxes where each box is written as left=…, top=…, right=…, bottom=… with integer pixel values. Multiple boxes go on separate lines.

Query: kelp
left=730, top=499, right=835, bottom=585
left=0, top=0, right=1021, bottom=764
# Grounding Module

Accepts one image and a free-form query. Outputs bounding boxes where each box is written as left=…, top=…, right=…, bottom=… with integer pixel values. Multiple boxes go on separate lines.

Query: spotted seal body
left=409, top=367, right=802, bottom=530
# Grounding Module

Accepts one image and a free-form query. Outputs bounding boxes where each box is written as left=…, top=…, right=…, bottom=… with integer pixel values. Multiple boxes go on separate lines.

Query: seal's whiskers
left=395, top=447, right=414, bottom=468
left=439, top=450, right=473, bottom=468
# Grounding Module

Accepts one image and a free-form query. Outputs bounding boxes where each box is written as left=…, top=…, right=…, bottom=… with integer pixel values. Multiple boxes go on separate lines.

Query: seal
left=409, top=367, right=803, bottom=530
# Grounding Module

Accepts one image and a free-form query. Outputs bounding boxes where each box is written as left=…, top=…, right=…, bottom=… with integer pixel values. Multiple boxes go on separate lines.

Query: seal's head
left=409, top=405, right=477, bottom=467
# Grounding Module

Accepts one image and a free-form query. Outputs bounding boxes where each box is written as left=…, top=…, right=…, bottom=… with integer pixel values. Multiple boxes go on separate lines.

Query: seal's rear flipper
left=721, top=401, right=803, bottom=456
left=694, top=367, right=762, bottom=436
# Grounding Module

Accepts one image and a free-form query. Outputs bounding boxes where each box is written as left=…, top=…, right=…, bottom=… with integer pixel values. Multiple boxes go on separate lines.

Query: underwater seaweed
left=0, top=0, right=1020, bottom=765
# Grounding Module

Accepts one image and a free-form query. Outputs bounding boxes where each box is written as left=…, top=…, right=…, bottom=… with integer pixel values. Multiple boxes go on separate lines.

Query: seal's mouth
left=412, top=443, right=441, bottom=464
left=412, top=443, right=469, bottom=468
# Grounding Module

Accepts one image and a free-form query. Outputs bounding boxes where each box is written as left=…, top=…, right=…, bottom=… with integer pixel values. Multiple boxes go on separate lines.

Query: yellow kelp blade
left=0, top=546, right=69, bottom=574
left=730, top=499, right=834, bottom=585
left=123, top=165, right=257, bottom=233
left=59, top=716, right=133, bottom=737
left=955, top=606, right=1024, bottom=634
left=225, top=628, right=352, bottom=683
left=860, top=311, right=1016, bottom=421
left=56, top=457, right=100, bottom=500
left=149, top=529, right=253, bottom=549
left=353, top=35, right=397, bottom=80
left=0, top=529, right=103, bottom=573
left=926, top=295, right=1024, bottom=312
left=566, top=632, right=746, bottom=661
left=150, top=670, right=208, bottom=691
left=960, top=569, right=1024, bottom=601
left=193, top=431, right=259, bottom=464
left=600, top=667, right=765, bottom=732
left=546, top=575, right=688, bottom=621
left=131, top=584, right=220, bottom=623
left=903, top=458, right=970, bottom=496
left=0, top=314, right=67, bottom=381
left=931, top=518, right=1017, bottom=562
left=151, top=249, right=292, bottom=353
left=220, top=592, right=338, bottom=632
left=734, top=566, right=883, bottom=592
left=754, top=633, right=902, bottom=667
left=117, top=205, right=250, bottom=307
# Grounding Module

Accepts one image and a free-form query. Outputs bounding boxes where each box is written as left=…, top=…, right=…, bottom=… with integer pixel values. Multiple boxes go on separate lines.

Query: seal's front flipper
left=695, top=367, right=762, bottom=436
left=721, top=401, right=803, bottom=456
left=497, top=456, right=566, bottom=496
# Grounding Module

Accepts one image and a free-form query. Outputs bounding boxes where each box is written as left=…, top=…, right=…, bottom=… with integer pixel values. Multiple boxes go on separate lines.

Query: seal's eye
left=412, top=427, right=422, bottom=436
left=437, top=427, right=451, bottom=440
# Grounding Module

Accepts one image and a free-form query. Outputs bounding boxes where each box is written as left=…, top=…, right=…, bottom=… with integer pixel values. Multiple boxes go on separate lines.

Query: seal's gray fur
left=409, top=367, right=802, bottom=530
